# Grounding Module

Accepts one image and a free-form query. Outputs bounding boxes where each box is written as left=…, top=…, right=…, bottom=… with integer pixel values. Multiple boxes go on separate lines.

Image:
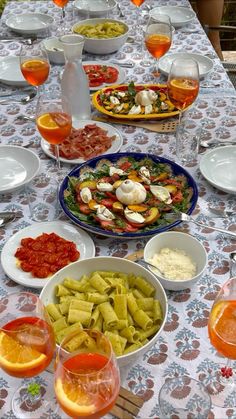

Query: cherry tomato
left=172, top=191, right=183, bottom=203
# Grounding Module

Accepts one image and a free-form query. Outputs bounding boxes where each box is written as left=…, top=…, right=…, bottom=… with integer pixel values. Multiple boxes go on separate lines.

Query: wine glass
left=36, top=91, right=72, bottom=174
left=0, top=292, right=56, bottom=418
left=52, top=0, right=70, bottom=34
left=20, top=42, right=50, bottom=99
left=54, top=329, right=120, bottom=418
left=144, top=14, right=172, bottom=77
left=167, top=58, right=199, bottom=125
left=130, top=0, right=145, bottom=43
left=206, top=277, right=236, bottom=407
left=159, top=376, right=212, bottom=418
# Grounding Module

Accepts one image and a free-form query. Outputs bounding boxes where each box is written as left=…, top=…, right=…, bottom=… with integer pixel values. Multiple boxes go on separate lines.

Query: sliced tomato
left=79, top=204, right=91, bottom=214
left=119, top=161, right=132, bottom=171
left=172, top=191, right=183, bottom=203
left=31, top=266, right=50, bottom=278
left=124, top=223, right=139, bottom=233
left=105, top=191, right=117, bottom=201
left=100, top=199, right=114, bottom=209
left=99, top=220, right=116, bottom=231
left=104, top=67, right=119, bottom=83
left=163, top=179, right=183, bottom=188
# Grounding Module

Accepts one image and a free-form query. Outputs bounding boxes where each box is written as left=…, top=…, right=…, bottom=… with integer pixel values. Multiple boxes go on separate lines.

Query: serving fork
left=166, top=212, right=236, bottom=239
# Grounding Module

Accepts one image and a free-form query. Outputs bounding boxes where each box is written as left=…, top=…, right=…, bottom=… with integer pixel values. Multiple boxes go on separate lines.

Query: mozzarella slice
left=96, top=205, right=115, bottom=221
left=80, top=187, right=92, bottom=203
left=150, top=185, right=172, bottom=204
left=97, top=182, right=113, bottom=192
left=128, top=105, right=141, bottom=115
left=110, top=96, right=120, bottom=105
left=145, top=104, right=153, bottom=114
left=109, top=166, right=125, bottom=176
left=124, top=208, right=145, bottom=224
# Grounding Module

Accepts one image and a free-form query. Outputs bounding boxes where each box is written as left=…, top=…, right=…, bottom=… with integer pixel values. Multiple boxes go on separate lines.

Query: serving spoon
left=0, top=90, right=37, bottom=105
left=0, top=212, right=18, bottom=227
left=200, top=140, right=236, bottom=148
left=135, top=258, right=165, bottom=277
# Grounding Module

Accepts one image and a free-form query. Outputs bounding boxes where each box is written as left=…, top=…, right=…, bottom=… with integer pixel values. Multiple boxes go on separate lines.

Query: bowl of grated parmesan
left=143, top=231, right=208, bottom=291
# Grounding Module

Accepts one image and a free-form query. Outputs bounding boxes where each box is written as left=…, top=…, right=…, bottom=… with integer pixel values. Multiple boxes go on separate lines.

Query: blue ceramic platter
left=59, top=152, right=198, bottom=239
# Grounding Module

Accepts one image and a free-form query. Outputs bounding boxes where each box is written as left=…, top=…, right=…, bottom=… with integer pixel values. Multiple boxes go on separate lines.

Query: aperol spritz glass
left=206, top=277, right=236, bottom=407
left=167, top=58, right=199, bottom=125
left=20, top=43, right=50, bottom=99
left=0, top=292, right=56, bottom=418
left=54, top=329, right=120, bottom=418
left=36, top=91, right=72, bottom=173
left=53, top=0, right=69, bottom=34
left=144, top=14, right=172, bottom=77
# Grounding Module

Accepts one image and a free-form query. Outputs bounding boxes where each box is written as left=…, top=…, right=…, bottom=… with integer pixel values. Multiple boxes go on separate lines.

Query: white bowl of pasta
left=40, top=256, right=168, bottom=367
left=72, top=18, right=129, bottom=54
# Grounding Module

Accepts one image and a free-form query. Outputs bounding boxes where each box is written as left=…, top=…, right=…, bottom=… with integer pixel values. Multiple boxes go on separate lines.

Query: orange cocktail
left=0, top=316, right=55, bottom=378
left=167, top=78, right=199, bottom=110
left=55, top=329, right=120, bottom=418
left=20, top=58, right=50, bottom=86
left=208, top=300, right=236, bottom=359
left=131, top=0, right=145, bottom=6
left=36, top=112, right=72, bottom=145
left=145, top=34, right=171, bottom=59
left=53, top=0, right=68, bottom=6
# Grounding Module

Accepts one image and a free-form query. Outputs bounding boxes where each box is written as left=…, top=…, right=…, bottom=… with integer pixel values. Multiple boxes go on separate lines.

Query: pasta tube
left=98, top=302, right=119, bottom=328
left=114, top=294, right=127, bottom=320
left=133, top=309, right=153, bottom=330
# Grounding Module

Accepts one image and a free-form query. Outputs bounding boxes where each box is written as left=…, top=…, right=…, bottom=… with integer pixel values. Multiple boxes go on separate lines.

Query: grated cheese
left=149, top=247, right=197, bottom=281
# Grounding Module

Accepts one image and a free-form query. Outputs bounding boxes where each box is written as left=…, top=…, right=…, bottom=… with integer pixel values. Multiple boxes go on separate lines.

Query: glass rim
left=59, top=34, right=85, bottom=45
left=57, top=328, right=115, bottom=377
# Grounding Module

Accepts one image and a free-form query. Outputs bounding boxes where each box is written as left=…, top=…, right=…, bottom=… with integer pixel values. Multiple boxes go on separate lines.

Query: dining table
left=0, top=0, right=236, bottom=417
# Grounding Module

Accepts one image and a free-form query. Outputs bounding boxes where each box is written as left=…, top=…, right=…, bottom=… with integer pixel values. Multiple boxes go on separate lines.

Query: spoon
left=16, top=115, right=35, bottom=122
left=0, top=90, right=37, bottom=105
left=0, top=212, right=18, bottom=227
left=200, top=140, right=236, bottom=148
left=135, top=258, right=165, bottom=277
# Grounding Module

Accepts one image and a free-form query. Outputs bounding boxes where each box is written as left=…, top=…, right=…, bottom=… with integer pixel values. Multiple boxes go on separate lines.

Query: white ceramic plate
left=159, top=53, right=213, bottom=79
left=83, top=61, right=126, bottom=91
left=6, top=13, right=54, bottom=34
left=150, top=6, right=196, bottom=28
left=1, top=221, right=95, bottom=289
left=0, top=146, right=40, bottom=194
left=41, top=119, right=123, bottom=164
left=200, top=145, right=236, bottom=194
left=0, top=56, right=28, bottom=86
left=74, top=0, right=117, bottom=17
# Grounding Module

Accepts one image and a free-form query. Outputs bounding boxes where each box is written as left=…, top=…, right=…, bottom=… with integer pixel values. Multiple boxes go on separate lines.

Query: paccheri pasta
left=46, top=270, right=163, bottom=356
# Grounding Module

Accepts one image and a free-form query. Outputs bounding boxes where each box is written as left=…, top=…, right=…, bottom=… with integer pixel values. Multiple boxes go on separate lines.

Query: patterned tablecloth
left=0, top=0, right=236, bottom=417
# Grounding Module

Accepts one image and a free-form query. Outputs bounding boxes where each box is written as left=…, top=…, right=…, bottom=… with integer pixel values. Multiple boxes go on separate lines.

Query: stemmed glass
left=36, top=91, right=72, bottom=174
left=0, top=292, right=56, bottom=418
left=54, top=329, right=120, bottom=418
left=167, top=58, right=199, bottom=125
left=144, top=15, right=172, bottom=77
left=20, top=43, right=50, bottom=99
left=206, top=277, right=236, bottom=407
left=52, top=0, right=70, bottom=34
left=130, top=0, right=145, bottom=42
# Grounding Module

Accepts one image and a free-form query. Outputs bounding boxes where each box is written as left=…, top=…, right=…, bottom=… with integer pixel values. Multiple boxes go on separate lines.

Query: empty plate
left=159, top=52, right=213, bottom=79
left=6, top=13, right=54, bottom=34
left=200, top=146, right=236, bottom=194
left=0, top=56, right=28, bottom=86
left=0, top=146, right=40, bottom=194
left=74, top=0, right=117, bottom=17
left=149, top=6, right=196, bottom=28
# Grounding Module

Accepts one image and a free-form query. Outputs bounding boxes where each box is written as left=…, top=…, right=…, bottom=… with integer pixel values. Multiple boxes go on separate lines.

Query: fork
left=166, top=212, right=236, bottom=239
left=93, top=116, right=179, bottom=133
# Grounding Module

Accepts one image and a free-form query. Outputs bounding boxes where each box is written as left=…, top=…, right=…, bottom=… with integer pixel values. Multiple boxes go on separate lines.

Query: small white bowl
left=144, top=231, right=208, bottom=291
left=74, top=0, right=117, bottom=18
left=42, top=37, right=65, bottom=65
left=40, top=256, right=168, bottom=367
left=72, top=18, right=129, bottom=54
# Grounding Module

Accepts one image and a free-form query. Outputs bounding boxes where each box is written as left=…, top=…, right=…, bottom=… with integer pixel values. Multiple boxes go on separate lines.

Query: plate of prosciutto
left=41, top=120, right=123, bottom=164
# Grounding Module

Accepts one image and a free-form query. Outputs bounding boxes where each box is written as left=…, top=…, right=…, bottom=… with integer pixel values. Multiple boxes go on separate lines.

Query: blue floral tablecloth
left=0, top=0, right=236, bottom=417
